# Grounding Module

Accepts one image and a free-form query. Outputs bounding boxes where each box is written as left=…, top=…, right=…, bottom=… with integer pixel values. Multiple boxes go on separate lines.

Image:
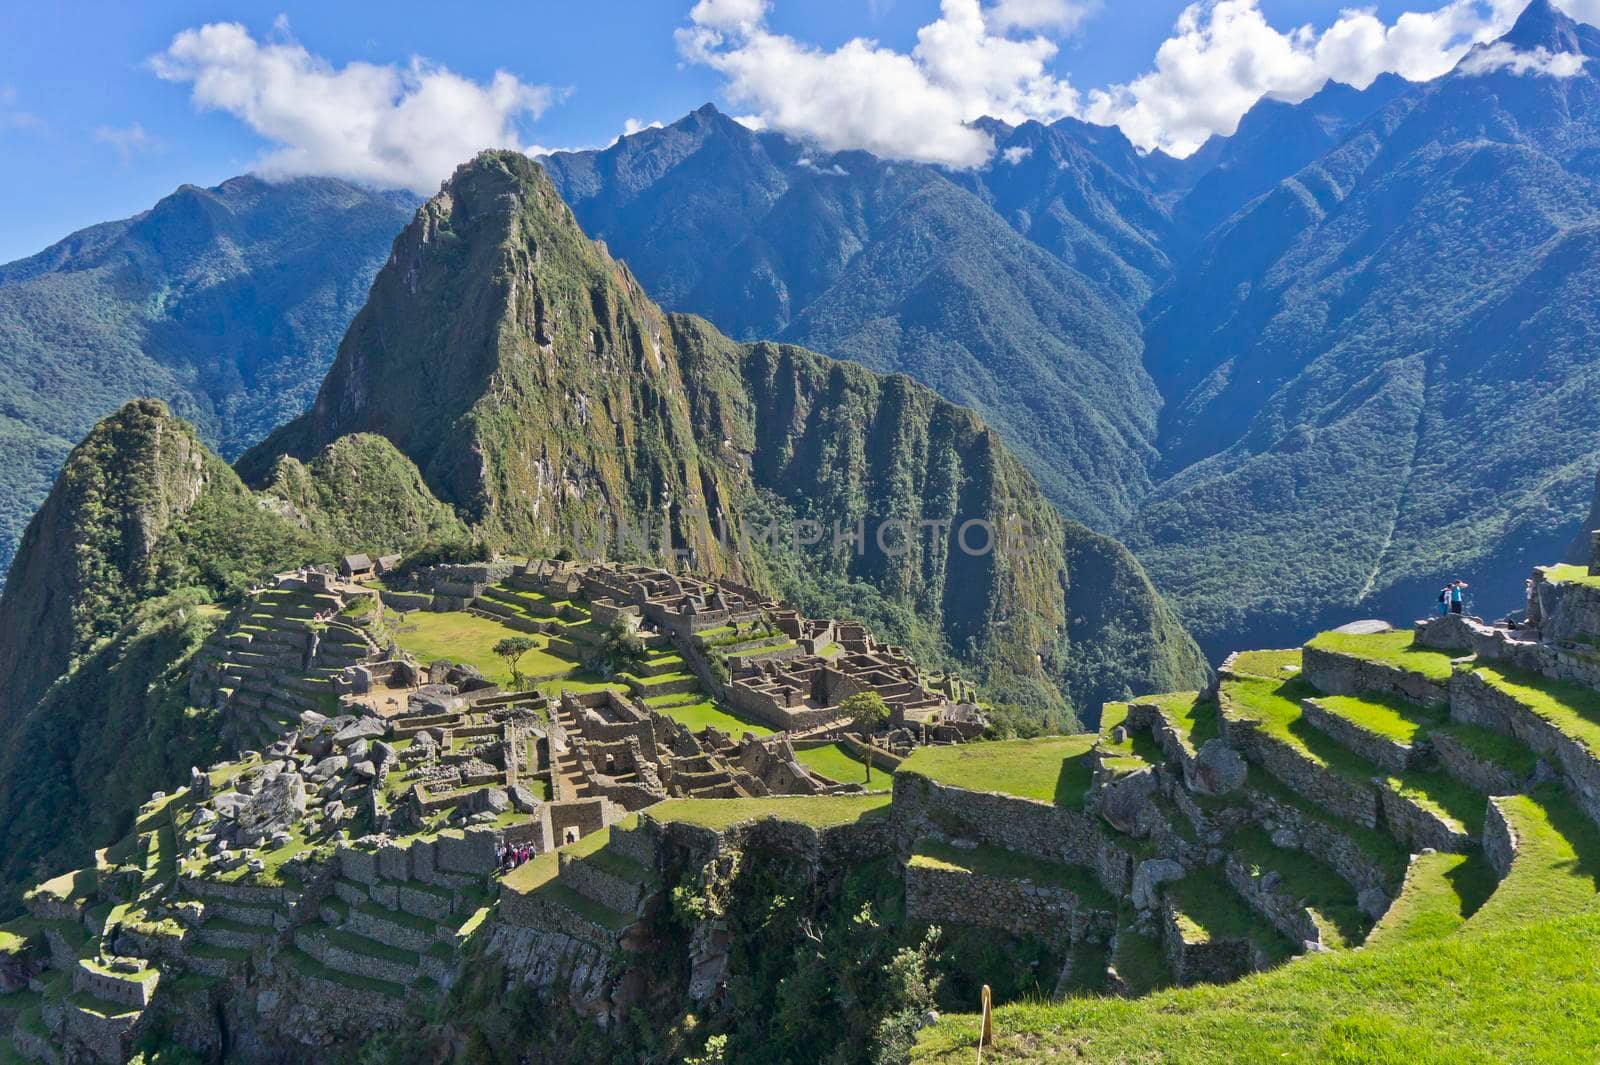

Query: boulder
left=1097, top=766, right=1158, bottom=835
left=189, top=766, right=213, bottom=801
left=1358, top=888, right=1390, bottom=920
left=1270, top=828, right=1299, bottom=850
left=345, top=738, right=371, bottom=763
left=371, top=741, right=398, bottom=769
left=1132, top=858, right=1186, bottom=911
left=311, top=755, right=349, bottom=780
left=334, top=718, right=386, bottom=748
left=351, top=761, right=377, bottom=780
left=234, top=772, right=307, bottom=838
left=1188, top=739, right=1248, bottom=796
left=464, top=788, right=510, bottom=815
left=507, top=784, right=541, bottom=813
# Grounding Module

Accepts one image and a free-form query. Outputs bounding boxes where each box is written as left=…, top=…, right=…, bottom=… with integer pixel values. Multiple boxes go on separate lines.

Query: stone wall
left=1222, top=858, right=1320, bottom=947
left=1159, top=902, right=1252, bottom=986
left=1483, top=797, right=1518, bottom=879
left=903, top=862, right=1115, bottom=947
left=1302, top=646, right=1448, bottom=708
left=1431, top=730, right=1524, bottom=795
left=1244, top=787, right=1400, bottom=895
left=1376, top=787, right=1472, bottom=854
left=558, top=855, right=644, bottom=917
left=1225, top=719, right=1379, bottom=829
left=891, top=773, right=1131, bottom=898
left=1300, top=697, right=1417, bottom=773
left=1449, top=670, right=1600, bottom=827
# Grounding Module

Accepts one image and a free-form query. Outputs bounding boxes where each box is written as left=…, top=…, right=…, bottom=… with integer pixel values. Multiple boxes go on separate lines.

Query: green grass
left=1304, top=629, right=1456, bottom=682
left=1540, top=562, right=1600, bottom=588
left=1225, top=826, right=1367, bottom=948
left=1247, top=772, right=1410, bottom=884
left=645, top=793, right=892, bottom=831
left=1225, top=673, right=1484, bottom=835
left=1467, top=663, right=1600, bottom=758
left=910, top=841, right=1115, bottom=910
left=1098, top=703, right=1168, bottom=773
left=1111, top=920, right=1172, bottom=996
left=1230, top=649, right=1303, bottom=679
left=897, top=735, right=1097, bottom=808
left=649, top=698, right=774, bottom=737
left=1312, top=692, right=1445, bottom=744
left=1365, top=851, right=1497, bottom=947
left=793, top=742, right=872, bottom=784
left=391, top=611, right=578, bottom=684
left=1429, top=722, right=1540, bottom=779
left=1167, top=864, right=1295, bottom=963
left=913, top=783, right=1600, bottom=1064
left=282, top=946, right=406, bottom=997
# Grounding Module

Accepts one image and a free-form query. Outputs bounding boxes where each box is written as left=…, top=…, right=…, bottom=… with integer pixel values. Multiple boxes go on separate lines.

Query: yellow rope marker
left=978, top=983, right=994, bottom=1061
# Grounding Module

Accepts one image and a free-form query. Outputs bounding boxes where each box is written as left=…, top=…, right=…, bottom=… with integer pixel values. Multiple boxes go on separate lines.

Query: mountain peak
left=1499, top=0, right=1581, bottom=52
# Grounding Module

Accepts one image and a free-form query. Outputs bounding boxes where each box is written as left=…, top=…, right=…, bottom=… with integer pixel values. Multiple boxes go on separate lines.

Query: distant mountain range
left=0, top=176, right=415, bottom=572
left=4, top=0, right=1598, bottom=659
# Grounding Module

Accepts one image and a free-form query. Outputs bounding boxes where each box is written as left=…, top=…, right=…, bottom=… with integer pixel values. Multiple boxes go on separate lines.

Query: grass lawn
left=650, top=699, right=774, bottom=737
left=1304, top=629, right=1456, bottom=682
left=645, top=793, right=891, bottom=831
left=793, top=742, right=872, bottom=784
left=391, top=611, right=577, bottom=684
left=1540, top=562, right=1600, bottom=588
left=897, top=735, right=1097, bottom=808
left=1111, top=921, right=1171, bottom=996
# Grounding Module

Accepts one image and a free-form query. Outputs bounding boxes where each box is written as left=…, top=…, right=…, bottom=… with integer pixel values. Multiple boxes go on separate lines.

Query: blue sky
left=0, top=0, right=1562, bottom=262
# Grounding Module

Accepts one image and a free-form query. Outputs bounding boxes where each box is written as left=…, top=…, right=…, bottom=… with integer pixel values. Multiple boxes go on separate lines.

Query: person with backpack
left=1437, top=587, right=1449, bottom=616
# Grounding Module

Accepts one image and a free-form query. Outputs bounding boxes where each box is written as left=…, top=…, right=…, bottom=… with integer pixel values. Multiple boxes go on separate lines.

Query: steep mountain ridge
left=243, top=151, right=1208, bottom=715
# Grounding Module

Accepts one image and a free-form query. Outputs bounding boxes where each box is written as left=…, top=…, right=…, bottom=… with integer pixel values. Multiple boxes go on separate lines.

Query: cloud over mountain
left=151, top=20, right=553, bottom=193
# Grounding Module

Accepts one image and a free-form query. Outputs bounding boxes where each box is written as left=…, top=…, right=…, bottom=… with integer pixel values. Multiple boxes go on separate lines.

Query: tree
left=492, top=636, right=537, bottom=689
left=839, top=690, right=889, bottom=783
left=587, top=618, right=647, bottom=679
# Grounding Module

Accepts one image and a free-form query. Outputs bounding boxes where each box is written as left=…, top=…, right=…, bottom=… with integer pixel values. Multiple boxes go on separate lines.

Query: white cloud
left=678, top=0, right=1084, bottom=167
left=1458, top=41, right=1590, bottom=75
left=1001, top=144, right=1033, bottom=164
left=94, top=122, right=157, bottom=160
left=150, top=22, right=553, bottom=192
left=621, top=117, right=664, bottom=136
left=0, top=86, right=43, bottom=132
left=684, top=0, right=1596, bottom=163
left=1079, top=0, right=1534, bottom=156
left=988, top=0, right=1099, bottom=34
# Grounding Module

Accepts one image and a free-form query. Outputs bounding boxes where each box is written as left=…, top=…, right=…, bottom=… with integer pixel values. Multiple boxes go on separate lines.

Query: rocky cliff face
left=244, top=151, right=1207, bottom=717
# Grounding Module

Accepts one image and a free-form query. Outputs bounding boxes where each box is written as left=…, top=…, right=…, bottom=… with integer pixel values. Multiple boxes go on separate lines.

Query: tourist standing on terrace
left=1450, top=581, right=1468, bottom=615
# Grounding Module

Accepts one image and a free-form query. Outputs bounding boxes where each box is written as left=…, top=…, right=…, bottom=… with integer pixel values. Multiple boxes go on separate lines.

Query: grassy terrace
left=1303, top=629, right=1457, bottom=682
left=910, top=840, right=1115, bottom=910
left=1365, top=851, right=1496, bottom=948
left=643, top=695, right=775, bottom=737
left=1225, top=825, right=1366, bottom=948
left=914, top=779, right=1600, bottom=1063
left=391, top=611, right=577, bottom=685
left=1312, top=692, right=1446, bottom=744
left=897, top=735, right=1097, bottom=808
left=1247, top=772, right=1410, bottom=883
left=1429, top=722, right=1541, bottom=779
left=1111, top=921, right=1172, bottom=996
left=1135, top=691, right=1216, bottom=752
left=1229, top=649, right=1303, bottom=679
left=1467, top=663, right=1600, bottom=757
left=1166, top=864, right=1294, bottom=963
left=644, top=793, right=892, bottom=831
left=1223, top=673, right=1485, bottom=836
left=793, top=742, right=873, bottom=785
left=1097, top=702, right=1166, bottom=774
left=1540, top=562, right=1600, bottom=588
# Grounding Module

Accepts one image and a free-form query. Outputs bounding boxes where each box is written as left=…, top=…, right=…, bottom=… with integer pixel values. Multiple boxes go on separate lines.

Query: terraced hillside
left=912, top=570, right=1600, bottom=1062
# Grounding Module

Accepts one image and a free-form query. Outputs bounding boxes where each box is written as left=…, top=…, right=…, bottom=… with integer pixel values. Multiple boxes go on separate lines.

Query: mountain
left=541, top=107, right=1162, bottom=532
left=1129, top=0, right=1600, bottom=653
left=0, top=176, right=416, bottom=572
left=243, top=150, right=1208, bottom=716
left=0, top=399, right=459, bottom=901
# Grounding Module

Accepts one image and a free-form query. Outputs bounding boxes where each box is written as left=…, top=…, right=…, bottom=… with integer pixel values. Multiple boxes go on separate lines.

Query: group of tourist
left=498, top=842, right=536, bottom=871
left=1437, top=580, right=1470, bottom=616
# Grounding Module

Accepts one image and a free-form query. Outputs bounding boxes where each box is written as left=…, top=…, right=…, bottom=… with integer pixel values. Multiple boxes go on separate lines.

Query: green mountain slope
left=542, top=107, right=1162, bottom=532
left=1130, top=0, right=1600, bottom=653
left=0, top=176, right=415, bottom=572
left=243, top=150, right=1208, bottom=716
